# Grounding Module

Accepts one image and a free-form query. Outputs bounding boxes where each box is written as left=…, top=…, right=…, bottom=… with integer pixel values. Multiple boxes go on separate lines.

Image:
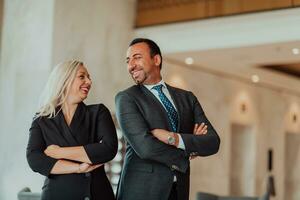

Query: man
left=115, top=38, right=220, bottom=200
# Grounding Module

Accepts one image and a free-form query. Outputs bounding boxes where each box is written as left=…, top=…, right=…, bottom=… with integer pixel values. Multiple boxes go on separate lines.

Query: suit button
left=85, top=172, right=91, bottom=177
left=84, top=197, right=90, bottom=200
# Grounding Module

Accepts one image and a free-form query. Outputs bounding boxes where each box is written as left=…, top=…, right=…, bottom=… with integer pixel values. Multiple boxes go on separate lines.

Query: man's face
left=126, top=42, right=161, bottom=85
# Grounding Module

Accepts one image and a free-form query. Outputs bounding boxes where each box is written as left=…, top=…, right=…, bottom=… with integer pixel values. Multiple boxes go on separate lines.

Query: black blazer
left=26, top=103, right=118, bottom=200
left=115, top=84, right=220, bottom=200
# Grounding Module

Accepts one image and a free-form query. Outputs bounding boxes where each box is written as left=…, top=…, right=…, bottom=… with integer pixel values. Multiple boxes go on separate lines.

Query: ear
left=153, top=54, right=161, bottom=68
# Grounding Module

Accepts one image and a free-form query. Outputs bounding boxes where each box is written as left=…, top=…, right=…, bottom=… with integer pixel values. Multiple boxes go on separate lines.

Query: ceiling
left=165, top=40, right=300, bottom=95
left=135, top=7, right=300, bottom=95
left=261, top=64, right=300, bottom=78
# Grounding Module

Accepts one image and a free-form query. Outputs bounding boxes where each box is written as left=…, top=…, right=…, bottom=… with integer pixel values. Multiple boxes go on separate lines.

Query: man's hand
left=190, top=123, right=207, bottom=160
left=77, top=163, right=103, bottom=173
left=194, top=123, right=208, bottom=135
left=44, top=144, right=62, bottom=159
left=151, top=123, right=208, bottom=151
left=151, top=129, right=179, bottom=147
left=151, top=129, right=172, bottom=144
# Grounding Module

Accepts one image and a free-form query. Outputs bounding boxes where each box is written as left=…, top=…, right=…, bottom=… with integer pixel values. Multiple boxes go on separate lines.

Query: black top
left=27, top=102, right=118, bottom=200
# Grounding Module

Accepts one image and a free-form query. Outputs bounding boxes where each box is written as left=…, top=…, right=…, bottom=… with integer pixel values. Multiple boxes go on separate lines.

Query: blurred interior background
left=0, top=0, right=299, bottom=200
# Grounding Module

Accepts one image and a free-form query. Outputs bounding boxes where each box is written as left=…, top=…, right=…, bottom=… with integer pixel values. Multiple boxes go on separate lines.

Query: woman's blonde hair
left=37, top=60, right=83, bottom=118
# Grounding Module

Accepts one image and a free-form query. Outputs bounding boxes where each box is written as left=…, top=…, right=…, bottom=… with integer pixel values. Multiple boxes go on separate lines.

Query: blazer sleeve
left=83, top=105, right=118, bottom=164
left=26, top=118, right=58, bottom=177
left=115, top=91, right=189, bottom=173
left=180, top=92, right=220, bottom=156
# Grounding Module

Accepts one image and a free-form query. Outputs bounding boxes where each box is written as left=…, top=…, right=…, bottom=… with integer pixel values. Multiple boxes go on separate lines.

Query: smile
left=132, top=70, right=142, bottom=79
left=80, top=86, right=90, bottom=94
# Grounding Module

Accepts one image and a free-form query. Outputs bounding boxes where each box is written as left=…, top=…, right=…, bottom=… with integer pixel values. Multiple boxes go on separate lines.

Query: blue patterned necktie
left=152, top=84, right=178, bottom=132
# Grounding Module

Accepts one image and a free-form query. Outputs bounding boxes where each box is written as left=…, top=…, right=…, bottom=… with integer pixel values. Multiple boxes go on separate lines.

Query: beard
left=131, top=70, right=148, bottom=85
left=135, top=78, right=146, bottom=85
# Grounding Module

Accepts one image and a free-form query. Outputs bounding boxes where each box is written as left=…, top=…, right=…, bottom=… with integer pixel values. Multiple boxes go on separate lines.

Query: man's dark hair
left=129, top=38, right=162, bottom=69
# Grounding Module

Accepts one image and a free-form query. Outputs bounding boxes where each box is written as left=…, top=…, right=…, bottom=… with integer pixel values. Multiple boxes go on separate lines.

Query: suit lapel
left=140, top=85, right=172, bottom=131
left=55, top=111, right=78, bottom=146
left=70, top=102, right=89, bottom=145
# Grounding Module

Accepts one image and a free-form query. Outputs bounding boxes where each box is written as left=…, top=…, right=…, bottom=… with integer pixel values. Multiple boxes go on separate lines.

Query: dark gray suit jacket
left=115, top=84, right=220, bottom=200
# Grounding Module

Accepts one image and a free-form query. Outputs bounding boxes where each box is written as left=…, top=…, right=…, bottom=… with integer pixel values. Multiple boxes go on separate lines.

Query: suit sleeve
left=26, top=119, right=58, bottom=177
left=115, top=91, right=189, bottom=173
left=83, top=105, right=118, bottom=164
left=180, top=92, right=220, bottom=156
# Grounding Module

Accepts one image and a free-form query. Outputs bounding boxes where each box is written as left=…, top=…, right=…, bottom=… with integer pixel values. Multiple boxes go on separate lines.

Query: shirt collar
left=143, top=79, right=167, bottom=91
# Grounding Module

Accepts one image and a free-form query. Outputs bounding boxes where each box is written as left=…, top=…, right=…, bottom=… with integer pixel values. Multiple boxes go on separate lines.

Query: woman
left=26, top=60, right=118, bottom=200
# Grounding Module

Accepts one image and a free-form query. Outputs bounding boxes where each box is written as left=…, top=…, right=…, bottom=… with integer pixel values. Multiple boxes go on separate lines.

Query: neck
left=143, top=75, right=162, bottom=85
left=62, top=101, right=78, bottom=125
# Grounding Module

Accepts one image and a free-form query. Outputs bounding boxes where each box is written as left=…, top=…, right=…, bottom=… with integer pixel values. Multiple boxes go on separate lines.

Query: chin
left=79, top=95, right=88, bottom=101
left=134, top=77, right=146, bottom=84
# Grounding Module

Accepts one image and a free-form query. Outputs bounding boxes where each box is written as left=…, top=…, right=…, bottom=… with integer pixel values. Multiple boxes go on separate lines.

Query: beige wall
left=163, top=61, right=300, bottom=200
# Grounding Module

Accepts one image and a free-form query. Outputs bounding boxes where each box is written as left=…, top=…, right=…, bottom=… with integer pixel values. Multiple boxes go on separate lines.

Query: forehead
left=77, top=65, right=88, bottom=73
left=126, top=42, right=150, bottom=57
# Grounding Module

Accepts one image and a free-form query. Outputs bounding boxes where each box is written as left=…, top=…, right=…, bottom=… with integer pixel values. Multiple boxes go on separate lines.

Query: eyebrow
left=126, top=53, right=142, bottom=61
left=78, top=71, right=89, bottom=76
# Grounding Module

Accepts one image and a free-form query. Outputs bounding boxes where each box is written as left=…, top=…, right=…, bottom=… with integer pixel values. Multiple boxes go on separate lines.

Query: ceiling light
left=292, top=48, right=299, bottom=55
left=251, top=75, right=259, bottom=83
left=185, top=57, right=194, bottom=65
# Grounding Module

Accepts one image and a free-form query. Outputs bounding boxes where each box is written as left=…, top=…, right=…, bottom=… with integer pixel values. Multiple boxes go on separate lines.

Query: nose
left=86, top=77, right=92, bottom=86
left=127, top=59, right=136, bottom=72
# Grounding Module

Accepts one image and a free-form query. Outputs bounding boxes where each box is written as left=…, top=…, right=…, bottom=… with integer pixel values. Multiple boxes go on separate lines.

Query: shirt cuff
left=177, top=134, right=186, bottom=150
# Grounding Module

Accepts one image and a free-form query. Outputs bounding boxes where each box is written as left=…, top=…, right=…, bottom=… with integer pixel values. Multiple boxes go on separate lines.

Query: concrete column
left=0, top=0, right=55, bottom=199
left=0, top=0, right=135, bottom=199
left=52, top=0, right=135, bottom=109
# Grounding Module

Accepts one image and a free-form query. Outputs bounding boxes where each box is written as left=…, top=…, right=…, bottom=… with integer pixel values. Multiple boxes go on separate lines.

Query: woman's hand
left=77, top=163, right=103, bottom=173
left=44, top=144, right=62, bottom=159
left=45, top=145, right=103, bottom=173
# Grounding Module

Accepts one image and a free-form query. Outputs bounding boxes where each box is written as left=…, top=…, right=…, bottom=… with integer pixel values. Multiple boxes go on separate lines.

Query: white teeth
left=133, top=71, right=140, bottom=77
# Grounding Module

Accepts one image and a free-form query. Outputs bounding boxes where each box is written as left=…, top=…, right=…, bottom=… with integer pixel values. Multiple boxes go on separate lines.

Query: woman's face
left=68, top=65, right=92, bottom=103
